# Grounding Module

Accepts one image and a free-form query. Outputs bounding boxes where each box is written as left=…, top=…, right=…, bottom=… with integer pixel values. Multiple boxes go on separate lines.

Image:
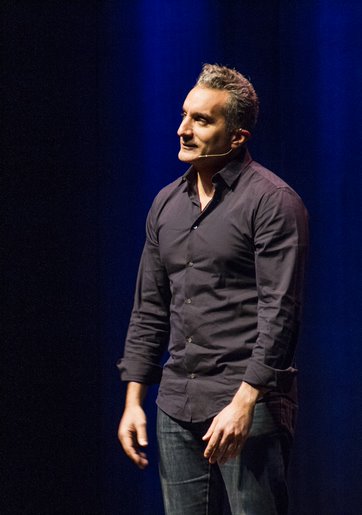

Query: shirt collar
left=180, top=147, right=252, bottom=189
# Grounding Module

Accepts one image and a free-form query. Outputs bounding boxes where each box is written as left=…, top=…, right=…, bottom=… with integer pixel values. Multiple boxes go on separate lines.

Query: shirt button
left=185, top=298, right=192, bottom=304
left=192, top=225, right=198, bottom=230
left=186, top=336, right=193, bottom=343
left=190, top=373, right=196, bottom=379
left=187, top=261, right=194, bottom=267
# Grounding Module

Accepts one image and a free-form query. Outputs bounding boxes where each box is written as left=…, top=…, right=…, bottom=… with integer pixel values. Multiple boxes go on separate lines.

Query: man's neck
left=193, top=146, right=245, bottom=188
left=194, top=153, right=233, bottom=192
left=197, top=171, right=214, bottom=198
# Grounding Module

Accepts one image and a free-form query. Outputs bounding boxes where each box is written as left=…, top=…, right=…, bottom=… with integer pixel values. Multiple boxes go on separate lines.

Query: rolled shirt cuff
left=243, top=360, right=298, bottom=392
left=116, top=357, right=163, bottom=385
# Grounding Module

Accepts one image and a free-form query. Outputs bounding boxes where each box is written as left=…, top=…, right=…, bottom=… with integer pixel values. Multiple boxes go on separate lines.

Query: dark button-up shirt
left=118, top=150, right=308, bottom=431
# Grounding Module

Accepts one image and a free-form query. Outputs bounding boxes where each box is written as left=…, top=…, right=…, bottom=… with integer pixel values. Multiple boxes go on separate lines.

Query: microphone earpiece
left=198, top=148, right=233, bottom=158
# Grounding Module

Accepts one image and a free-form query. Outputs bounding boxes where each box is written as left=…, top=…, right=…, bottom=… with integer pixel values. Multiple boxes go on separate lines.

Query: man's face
left=177, top=86, right=233, bottom=164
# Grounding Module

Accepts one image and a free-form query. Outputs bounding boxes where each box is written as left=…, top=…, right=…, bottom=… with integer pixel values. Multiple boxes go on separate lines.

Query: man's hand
left=202, top=382, right=263, bottom=465
left=118, top=405, right=149, bottom=469
left=118, top=382, right=149, bottom=469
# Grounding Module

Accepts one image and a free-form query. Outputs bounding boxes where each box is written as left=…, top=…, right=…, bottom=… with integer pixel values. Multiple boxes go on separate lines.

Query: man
left=117, top=64, right=308, bottom=514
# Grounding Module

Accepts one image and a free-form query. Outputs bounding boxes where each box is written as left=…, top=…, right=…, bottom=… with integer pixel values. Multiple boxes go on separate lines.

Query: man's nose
left=177, top=117, right=192, bottom=138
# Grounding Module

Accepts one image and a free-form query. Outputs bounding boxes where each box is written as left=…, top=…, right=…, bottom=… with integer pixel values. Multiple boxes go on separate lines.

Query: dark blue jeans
left=157, top=403, right=291, bottom=515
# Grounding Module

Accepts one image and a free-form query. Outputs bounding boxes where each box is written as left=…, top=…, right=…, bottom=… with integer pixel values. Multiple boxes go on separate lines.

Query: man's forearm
left=124, top=382, right=148, bottom=408
left=232, top=381, right=265, bottom=409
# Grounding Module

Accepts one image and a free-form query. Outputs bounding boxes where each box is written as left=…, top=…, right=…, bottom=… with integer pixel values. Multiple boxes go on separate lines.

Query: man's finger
left=129, top=438, right=149, bottom=469
left=136, top=422, right=148, bottom=447
left=202, top=417, right=217, bottom=442
left=208, top=433, right=231, bottom=463
left=120, top=429, right=149, bottom=469
left=204, top=429, right=223, bottom=459
left=122, top=432, right=138, bottom=460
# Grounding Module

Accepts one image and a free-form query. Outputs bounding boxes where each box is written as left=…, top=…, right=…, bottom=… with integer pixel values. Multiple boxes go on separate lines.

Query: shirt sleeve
left=116, top=200, right=171, bottom=384
left=242, top=187, right=309, bottom=391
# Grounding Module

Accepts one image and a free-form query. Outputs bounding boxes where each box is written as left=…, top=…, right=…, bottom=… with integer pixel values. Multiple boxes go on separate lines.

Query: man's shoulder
left=248, top=160, right=296, bottom=193
left=243, top=159, right=305, bottom=207
left=244, top=160, right=308, bottom=225
left=158, top=174, right=185, bottom=196
left=151, top=173, right=186, bottom=208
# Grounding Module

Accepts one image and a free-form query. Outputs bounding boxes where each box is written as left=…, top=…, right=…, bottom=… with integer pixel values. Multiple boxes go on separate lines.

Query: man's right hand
left=118, top=382, right=149, bottom=469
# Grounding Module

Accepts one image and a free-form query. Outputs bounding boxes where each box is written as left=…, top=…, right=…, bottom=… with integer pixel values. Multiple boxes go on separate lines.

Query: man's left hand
left=202, top=382, right=262, bottom=464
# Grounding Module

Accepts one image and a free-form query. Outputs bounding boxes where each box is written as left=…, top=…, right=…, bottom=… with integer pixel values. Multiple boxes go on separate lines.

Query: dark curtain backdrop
left=3, top=1, right=362, bottom=514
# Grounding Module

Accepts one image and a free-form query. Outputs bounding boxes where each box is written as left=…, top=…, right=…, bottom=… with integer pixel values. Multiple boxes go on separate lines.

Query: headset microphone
left=198, top=148, right=233, bottom=158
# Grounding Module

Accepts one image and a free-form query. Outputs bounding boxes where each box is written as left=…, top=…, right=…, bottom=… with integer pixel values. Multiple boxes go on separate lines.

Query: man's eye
left=197, top=117, right=208, bottom=125
left=181, top=112, right=186, bottom=118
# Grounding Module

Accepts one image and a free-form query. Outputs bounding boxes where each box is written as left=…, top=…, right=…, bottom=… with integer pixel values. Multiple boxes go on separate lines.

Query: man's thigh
left=157, top=404, right=291, bottom=515
left=157, top=408, right=230, bottom=515
left=219, top=431, right=290, bottom=515
left=219, top=402, right=291, bottom=515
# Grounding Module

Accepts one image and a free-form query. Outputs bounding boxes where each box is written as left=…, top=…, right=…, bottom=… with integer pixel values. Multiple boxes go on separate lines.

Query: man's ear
left=231, top=129, right=251, bottom=149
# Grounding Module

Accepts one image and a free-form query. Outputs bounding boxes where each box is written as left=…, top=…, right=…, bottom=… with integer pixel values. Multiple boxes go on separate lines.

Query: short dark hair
left=195, top=64, right=259, bottom=133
